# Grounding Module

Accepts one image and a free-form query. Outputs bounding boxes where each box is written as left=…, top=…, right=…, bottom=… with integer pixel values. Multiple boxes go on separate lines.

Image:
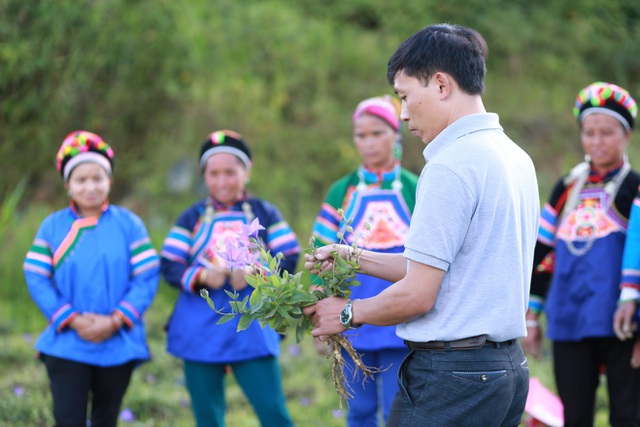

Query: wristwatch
left=340, top=299, right=362, bottom=330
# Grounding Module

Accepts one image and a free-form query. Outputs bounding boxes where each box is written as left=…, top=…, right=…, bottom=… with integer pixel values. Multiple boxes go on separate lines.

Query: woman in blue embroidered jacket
left=23, top=130, right=160, bottom=427
left=311, top=96, right=418, bottom=427
left=522, top=82, right=640, bottom=427
left=160, top=130, right=299, bottom=427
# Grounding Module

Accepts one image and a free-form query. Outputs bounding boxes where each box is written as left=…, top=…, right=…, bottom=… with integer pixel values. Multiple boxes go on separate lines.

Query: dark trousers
left=43, top=354, right=135, bottom=427
left=387, top=340, right=528, bottom=427
left=553, top=338, right=640, bottom=427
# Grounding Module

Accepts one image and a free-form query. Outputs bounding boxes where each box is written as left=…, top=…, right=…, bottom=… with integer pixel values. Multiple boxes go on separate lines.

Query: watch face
left=340, top=303, right=351, bottom=326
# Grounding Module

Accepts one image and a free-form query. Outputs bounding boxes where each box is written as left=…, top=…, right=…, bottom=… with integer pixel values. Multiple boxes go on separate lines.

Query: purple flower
left=288, top=344, right=301, bottom=357
left=13, top=386, right=24, bottom=397
left=145, top=373, right=156, bottom=383
left=119, top=408, right=135, bottom=422
left=241, top=218, right=265, bottom=239
left=332, top=409, right=343, bottom=418
left=217, top=240, right=253, bottom=270
left=300, top=397, right=311, bottom=406
left=22, top=333, right=32, bottom=343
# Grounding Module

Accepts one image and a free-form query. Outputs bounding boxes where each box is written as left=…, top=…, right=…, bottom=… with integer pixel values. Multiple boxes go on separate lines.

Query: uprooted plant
left=199, top=214, right=378, bottom=405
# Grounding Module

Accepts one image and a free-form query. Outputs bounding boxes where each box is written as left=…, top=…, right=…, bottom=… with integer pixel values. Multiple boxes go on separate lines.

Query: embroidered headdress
left=573, top=82, right=637, bottom=130
left=199, top=130, right=252, bottom=171
left=56, top=131, right=114, bottom=181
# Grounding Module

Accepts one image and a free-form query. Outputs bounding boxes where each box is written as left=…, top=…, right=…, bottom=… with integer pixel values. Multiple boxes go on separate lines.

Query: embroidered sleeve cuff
left=51, top=304, right=78, bottom=332
left=114, top=302, right=140, bottom=328
left=528, top=296, right=545, bottom=315
left=619, top=287, right=640, bottom=304
left=182, top=266, right=205, bottom=293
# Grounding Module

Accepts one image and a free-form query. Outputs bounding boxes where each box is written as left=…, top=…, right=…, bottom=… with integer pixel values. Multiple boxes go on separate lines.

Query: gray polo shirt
left=398, top=113, right=539, bottom=343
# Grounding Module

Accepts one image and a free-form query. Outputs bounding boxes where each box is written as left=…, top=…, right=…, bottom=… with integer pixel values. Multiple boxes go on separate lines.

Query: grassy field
left=0, top=286, right=348, bottom=426
left=1, top=293, right=618, bottom=426
left=0, top=290, right=613, bottom=426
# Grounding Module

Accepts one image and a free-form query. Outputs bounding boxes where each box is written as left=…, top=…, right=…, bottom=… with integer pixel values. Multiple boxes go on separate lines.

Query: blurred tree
left=1, top=0, right=639, bottom=235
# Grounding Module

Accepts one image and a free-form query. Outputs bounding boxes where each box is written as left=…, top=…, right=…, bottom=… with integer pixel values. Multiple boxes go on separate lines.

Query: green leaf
left=276, top=306, right=289, bottom=318
left=237, top=313, right=254, bottom=331
left=249, top=288, right=262, bottom=307
left=199, top=291, right=216, bottom=311
left=217, top=314, right=236, bottom=325
left=291, top=290, right=315, bottom=304
left=245, top=274, right=263, bottom=288
left=295, top=323, right=308, bottom=343
left=266, top=305, right=278, bottom=318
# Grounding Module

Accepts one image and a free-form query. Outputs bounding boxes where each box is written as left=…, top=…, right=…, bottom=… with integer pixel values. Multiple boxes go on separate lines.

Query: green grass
left=0, top=293, right=614, bottom=426
left=0, top=287, right=346, bottom=426
left=0, top=291, right=617, bottom=426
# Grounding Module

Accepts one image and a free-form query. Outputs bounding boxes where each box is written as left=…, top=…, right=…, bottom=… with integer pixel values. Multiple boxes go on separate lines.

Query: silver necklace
left=564, top=160, right=630, bottom=256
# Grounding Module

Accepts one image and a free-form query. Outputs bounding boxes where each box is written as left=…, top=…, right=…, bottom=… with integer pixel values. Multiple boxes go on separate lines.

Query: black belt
left=405, top=335, right=515, bottom=351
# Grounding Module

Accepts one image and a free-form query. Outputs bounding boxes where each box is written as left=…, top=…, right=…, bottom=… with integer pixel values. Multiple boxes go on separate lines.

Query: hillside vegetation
left=2, top=0, right=639, bottom=232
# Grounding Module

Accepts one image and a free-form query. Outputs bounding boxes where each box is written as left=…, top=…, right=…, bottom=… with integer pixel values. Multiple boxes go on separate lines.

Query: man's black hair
left=387, top=24, right=488, bottom=95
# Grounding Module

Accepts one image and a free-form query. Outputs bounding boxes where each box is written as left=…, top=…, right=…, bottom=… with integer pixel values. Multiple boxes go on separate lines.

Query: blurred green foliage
left=1, top=2, right=637, bottom=424
left=2, top=0, right=640, bottom=237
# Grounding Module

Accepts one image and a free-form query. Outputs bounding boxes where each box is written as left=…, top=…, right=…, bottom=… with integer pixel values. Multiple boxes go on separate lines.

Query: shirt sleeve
left=404, top=163, right=474, bottom=271
left=113, top=214, right=160, bottom=328
left=23, top=218, right=78, bottom=332
left=529, top=178, right=568, bottom=313
left=311, top=178, right=351, bottom=246
left=621, top=189, right=640, bottom=298
left=263, top=203, right=300, bottom=274
left=160, top=207, right=205, bottom=294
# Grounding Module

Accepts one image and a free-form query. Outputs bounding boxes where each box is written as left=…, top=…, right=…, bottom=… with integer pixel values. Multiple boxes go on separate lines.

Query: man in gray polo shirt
left=304, top=23, right=539, bottom=426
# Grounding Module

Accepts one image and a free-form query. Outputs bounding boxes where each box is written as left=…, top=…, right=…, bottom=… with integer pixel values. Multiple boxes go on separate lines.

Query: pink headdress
left=352, top=95, right=401, bottom=131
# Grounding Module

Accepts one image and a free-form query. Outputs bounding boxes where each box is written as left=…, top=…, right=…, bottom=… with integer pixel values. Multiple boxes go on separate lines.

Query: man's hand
left=302, top=296, right=349, bottom=338
left=304, top=244, right=352, bottom=274
left=521, top=314, right=544, bottom=360
left=613, top=301, right=637, bottom=341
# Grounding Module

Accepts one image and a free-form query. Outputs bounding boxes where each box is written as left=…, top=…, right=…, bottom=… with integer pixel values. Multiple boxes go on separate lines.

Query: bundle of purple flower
left=215, top=218, right=265, bottom=270
left=199, top=216, right=377, bottom=406
left=199, top=218, right=315, bottom=340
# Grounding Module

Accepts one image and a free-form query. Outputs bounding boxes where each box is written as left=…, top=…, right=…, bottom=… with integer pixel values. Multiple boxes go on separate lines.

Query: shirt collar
left=588, top=160, right=625, bottom=183
left=69, top=200, right=110, bottom=218
left=422, top=113, right=502, bottom=162
left=358, top=162, right=400, bottom=184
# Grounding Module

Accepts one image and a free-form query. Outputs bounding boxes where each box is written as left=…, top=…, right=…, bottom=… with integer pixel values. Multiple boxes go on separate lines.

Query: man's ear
left=433, top=72, right=452, bottom=99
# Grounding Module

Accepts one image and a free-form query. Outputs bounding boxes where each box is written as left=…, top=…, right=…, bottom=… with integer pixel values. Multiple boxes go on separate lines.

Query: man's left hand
left=303, top=296, right=349, bottom=338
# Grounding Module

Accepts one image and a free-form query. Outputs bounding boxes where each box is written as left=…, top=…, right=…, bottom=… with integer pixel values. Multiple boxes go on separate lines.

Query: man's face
left=394, top=71, right=443, bottom=145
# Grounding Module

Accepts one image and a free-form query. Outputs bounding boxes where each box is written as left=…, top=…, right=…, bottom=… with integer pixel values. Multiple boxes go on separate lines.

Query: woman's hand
left=72, top=313, right=116, bottom=343
left=613, top=301, right=637, bottom=341
left=69, top=314, right=94, bottom=336
left=201, top=266, right=230, bottom=290
left=229, top=268, right=249, bottom=291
